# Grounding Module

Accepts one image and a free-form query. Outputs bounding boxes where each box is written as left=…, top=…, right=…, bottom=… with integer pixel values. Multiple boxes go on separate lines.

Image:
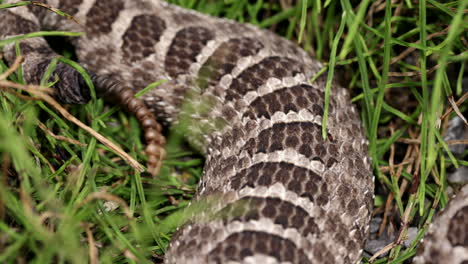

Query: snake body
left=413, top=185, right=468, bottom=264
left=1, top=0, right=466, bottom=263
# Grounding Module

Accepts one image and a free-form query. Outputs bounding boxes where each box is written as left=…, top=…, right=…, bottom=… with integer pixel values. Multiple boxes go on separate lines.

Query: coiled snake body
left=1, top=0, right=466, bottom=263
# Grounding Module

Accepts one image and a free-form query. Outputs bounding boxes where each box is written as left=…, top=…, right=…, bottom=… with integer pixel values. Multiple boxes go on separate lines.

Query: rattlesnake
left=0, top=0, right=466, bottom=263
left=412, top=184, right=468, bottom=264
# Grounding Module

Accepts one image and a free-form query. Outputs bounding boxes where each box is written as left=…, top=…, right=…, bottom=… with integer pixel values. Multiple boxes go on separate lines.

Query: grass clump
left=1, top=0, right=466, bottom=263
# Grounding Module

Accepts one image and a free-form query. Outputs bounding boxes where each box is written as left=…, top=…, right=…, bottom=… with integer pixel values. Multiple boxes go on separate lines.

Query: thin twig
left=388, top=64, right=439, bottom=77
left=386, top=27, right=450, bottom=68
left=0, top=56, right=24, bottom=80
left=396, top=138, right=468, bottom=146
left=82, top=223, right=99, bottom=264
left=0, top=79, right=144, bottom=172
left=1, top=55, right=144, bottom=171
left=38, top=122, right=87, bottom=146
left=442, top=92, right=468, bottom=124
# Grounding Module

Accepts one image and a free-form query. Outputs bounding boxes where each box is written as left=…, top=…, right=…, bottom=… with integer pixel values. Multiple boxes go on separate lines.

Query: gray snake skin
left=413, top=185, right=468, bottom=264
left=1, top=0, right=466, bottom=263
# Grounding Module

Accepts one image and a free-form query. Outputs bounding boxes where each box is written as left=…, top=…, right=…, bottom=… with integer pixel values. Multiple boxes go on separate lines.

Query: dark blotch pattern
left=58, top=0, right=83, bottom=16
left=2, top=12, right=38, bottom=36
left=18, top=42, right=53, bottom=56
left=86, top=0, right=124, bottom=36
left=28, top=61, right=90, bottom=104
left=208, top=231, right=311, bottom=264
left=225, top=56, right=304, bottom=101
left=218, top=196, right=320, bottom=237
left=122, top=14, right=166, bottom=62
left=165, top=26, right=214, bottom=77
left=196, top=38, right=263, bottom=90
left=245, top=84, right=330, bottom=119
left=27, top=1, right=51, bottom=22
left=229, top=162, right=328, bottom=205
left=447, top=206, right=468, bottom=247
left=5, top=2, right=376, bottom=263
left=311, top=241, right=336, bottom=264
left=244, top=122, right=337, bottom=167
left=336, top=184, right=362, bottom=217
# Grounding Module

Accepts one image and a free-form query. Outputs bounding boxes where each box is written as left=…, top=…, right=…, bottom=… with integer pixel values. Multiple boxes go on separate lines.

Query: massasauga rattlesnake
left=1, top=0, right=466, bottom=263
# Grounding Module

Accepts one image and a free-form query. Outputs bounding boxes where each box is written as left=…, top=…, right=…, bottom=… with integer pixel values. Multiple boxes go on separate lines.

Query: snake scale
left=1, top=0, right=466, bottom=263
